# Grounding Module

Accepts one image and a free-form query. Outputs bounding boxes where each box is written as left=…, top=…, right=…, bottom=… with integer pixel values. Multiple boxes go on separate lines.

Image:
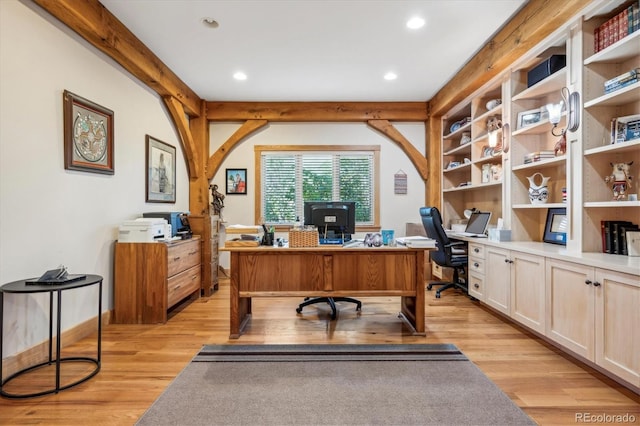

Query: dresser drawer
left=167, top=240, right=201, bottom=277
left=468, top=243, right=485, bottom=259
left=468, top=258, right=485, bottom=275
left=167, top=264, right=201, bottom=308
left=431, top=261, right=453, bottom=281
left=468, top=272, right=484, bottom=300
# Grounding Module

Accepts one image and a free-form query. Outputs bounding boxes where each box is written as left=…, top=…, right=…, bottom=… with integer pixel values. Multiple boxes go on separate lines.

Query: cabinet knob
left=474, top=283, right=479, bottom=289
left=585, top=279, right=592, bottom=285
left=504, top=259, right=509, bottom=263
left=474, top=262, right=479, bottom=268
left=474, top=248, right=480, bottom=253
left=593, top=281, right=601, bottom=287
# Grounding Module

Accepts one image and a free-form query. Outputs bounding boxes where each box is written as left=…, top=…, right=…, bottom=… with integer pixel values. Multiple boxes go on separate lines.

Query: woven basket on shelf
left=288, top=229, right=319, bottom=247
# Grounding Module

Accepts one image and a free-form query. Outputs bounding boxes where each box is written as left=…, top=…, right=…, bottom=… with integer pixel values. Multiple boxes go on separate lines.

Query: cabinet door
left=546, top=259, right=595, bottom=360
left=484, top=246, right=510, bottom=314
left=595, top=269, right=640, bottom=387
left=510, top=251, right=545, bottom=333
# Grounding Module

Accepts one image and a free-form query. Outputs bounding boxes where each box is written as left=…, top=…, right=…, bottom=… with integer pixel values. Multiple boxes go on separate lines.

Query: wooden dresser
left=114, top=236, right=201, bottom=324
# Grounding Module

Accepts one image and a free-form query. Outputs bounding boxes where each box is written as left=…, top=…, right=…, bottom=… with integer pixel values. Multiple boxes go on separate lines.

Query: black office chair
left=296, top=296, right=361, bottom=320
left=419, top=207, right=468, bottom=298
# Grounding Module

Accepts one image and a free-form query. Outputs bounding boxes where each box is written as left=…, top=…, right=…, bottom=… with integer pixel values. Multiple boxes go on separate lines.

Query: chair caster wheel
left=296, top=308, right=302, bottom=314
left=435, top=293, right=441, bottom=299
left=427, top=284, right=433, bottom=290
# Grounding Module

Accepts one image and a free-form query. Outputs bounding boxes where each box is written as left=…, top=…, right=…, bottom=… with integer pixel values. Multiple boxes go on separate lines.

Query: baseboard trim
left=1, top=310, right=111, bottom=378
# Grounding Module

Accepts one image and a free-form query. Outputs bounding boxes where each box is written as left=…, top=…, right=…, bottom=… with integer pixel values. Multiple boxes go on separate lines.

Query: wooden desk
left=220, top=245, right=427, bottom=338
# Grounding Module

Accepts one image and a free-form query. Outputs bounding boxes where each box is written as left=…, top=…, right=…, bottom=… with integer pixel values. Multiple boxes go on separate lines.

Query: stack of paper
left=396, top=236, right=437, bottom=248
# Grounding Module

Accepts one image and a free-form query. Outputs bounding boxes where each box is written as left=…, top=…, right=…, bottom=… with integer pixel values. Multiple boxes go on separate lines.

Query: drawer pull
left=173, top=256, right=181, bottom=261
left=593, top=281, right=601, bottom=287
left=474, top=283, right=479, bottom=289
left=189, top=250, right=198, bottom=255
left=474, top=248, right=480, bottom=253
left=192, top=275, right=197, bottom=280
left=585, top=279, right=592, bottom=285
left=174, top=285, right=181, bottom=290
left=474, top=262, right=479, bottom=268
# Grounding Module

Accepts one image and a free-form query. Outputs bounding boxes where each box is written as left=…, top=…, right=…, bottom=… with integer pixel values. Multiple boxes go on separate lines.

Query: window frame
left=254, top=145, right=380, bottom=231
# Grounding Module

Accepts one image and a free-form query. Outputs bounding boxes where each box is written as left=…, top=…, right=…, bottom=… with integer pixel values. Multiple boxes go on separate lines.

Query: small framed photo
left=146, top=135, right=176, bottom=203
left=226, top=168, right=247, bottom=195
left=543, top=207, right=567, bottom=245
left=517, top=108, right=547, bottom=129
left=63, top=90, right=114, bottom=174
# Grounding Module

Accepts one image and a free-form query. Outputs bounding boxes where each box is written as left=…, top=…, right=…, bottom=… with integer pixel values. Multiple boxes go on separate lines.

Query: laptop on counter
left=448, top=211, right=492, bottom=237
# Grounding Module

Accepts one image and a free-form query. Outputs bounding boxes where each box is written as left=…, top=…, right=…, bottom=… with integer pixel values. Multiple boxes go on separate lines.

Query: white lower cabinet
left=484, top=247, right=545, bottom=332
left=546, top=259, right=640, bottom=387
left=546, top=259, right=595, bottom=360
left=467, top=243, right=485, bottom=300
left=509, top=251, right=545, bottom=334
left=595, top=269, right=640, bottom=387
left=485, top=247, right=511, bottom=315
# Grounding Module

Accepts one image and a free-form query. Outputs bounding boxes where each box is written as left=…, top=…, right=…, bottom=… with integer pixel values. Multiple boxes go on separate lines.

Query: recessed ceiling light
left=233, top=71, right=247, bottom=81
left=202, top=17, right=219, bottom=28
left=384, top=72, right=397, bottom=81
left=406, top=16, right=425, bottom=29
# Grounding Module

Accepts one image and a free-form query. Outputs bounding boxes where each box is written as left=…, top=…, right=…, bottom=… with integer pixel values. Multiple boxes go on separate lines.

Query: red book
left=601, top=221, right=607, bottom=252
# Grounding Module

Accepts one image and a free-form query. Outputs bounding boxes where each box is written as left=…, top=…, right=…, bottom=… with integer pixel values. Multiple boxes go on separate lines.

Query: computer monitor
left=303, top=201, right=356, bottom=242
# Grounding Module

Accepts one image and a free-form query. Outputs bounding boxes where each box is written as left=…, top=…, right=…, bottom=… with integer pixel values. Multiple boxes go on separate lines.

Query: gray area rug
left=137, top=344, right=535, bottom=426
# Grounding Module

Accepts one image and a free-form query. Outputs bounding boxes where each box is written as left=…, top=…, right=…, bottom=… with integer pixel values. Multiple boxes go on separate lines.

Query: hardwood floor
left=1, top=279, right=638, bottom=425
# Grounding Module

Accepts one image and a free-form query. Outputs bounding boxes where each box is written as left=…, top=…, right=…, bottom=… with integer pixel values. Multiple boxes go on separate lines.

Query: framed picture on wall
left=543, top=207, right=567, bottom=245
left=226, top=168, right=247, bottom=194
left=63, top=90, right=114, bottom=174
left=146, top=135, right=176, bottom=203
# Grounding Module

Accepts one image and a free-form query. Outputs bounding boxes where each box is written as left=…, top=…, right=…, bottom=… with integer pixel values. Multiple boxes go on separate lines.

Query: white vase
left=527, top=172, right=550, bottom=204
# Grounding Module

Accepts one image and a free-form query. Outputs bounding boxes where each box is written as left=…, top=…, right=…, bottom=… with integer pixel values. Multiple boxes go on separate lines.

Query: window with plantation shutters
left=256, top=145, right=379, bottom=227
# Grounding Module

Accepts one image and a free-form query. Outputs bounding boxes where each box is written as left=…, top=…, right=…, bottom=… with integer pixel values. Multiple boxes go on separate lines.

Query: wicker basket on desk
left=288, top=229, right=319, bottom=247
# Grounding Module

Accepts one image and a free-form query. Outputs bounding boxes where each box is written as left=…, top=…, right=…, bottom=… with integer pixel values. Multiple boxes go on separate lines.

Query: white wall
left=0, top=1, right=189, bottom=357
left=211, top=121, right=427, bottom=268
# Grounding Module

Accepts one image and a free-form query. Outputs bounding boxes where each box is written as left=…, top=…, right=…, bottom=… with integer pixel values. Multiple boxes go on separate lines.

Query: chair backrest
left=419, top=206, right=452, bottom=266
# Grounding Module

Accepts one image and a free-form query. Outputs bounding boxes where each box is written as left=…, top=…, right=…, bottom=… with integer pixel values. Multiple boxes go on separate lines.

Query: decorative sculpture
left=604, top=161, right=633, bottom=200
left=209, top=184, right=225, bottom=216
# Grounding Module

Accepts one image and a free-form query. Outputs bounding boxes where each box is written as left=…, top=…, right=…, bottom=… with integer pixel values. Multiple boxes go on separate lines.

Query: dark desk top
left=0, top=275, right=103, bottom=294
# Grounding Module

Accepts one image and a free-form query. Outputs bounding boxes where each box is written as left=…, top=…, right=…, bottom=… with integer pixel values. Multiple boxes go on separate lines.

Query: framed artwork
left=516, top=108, right=548, bottom=129
left=226, top=168, right=247, bottom=194
left=146, top=135, right=176, bottom=203
left=63, top=90, right=114, bottom=174
left=543, top=207, right=567, bottom=245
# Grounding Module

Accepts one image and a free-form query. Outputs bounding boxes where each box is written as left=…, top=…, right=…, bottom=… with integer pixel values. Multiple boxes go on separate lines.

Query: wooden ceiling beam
left=207, top=102, right=428, bottom=122
left=162, top=96, right=200, bottom=178
left=207, top=120, right=269, bottom=180
left=429, top=0, right=592, bottom=116
left=32, top=0, right=202, bottom=117
left=367, top=120, right=429, bottom=180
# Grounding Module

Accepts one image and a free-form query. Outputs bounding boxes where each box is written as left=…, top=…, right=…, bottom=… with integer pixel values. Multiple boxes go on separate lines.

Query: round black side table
left=0, top=274, right=103, bottom=398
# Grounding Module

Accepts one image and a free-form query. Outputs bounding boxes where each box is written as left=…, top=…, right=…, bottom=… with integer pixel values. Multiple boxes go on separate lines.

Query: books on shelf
left=604, top=68, right=639, bottom=94
left=524, top=150, right=555, bottom=164
left=593, top=2, right=640, bottom=53
left=601, top=220, right=639, bottom=255
left=610, top=114, right=640, bottom=144
left=604, top=77, right=638, bottom=94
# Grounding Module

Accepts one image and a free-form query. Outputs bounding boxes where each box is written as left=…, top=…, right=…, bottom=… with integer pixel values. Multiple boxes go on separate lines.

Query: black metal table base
left=0, top=275, right=103, bottom=399
left=0, top=357, right=100, bottom=399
